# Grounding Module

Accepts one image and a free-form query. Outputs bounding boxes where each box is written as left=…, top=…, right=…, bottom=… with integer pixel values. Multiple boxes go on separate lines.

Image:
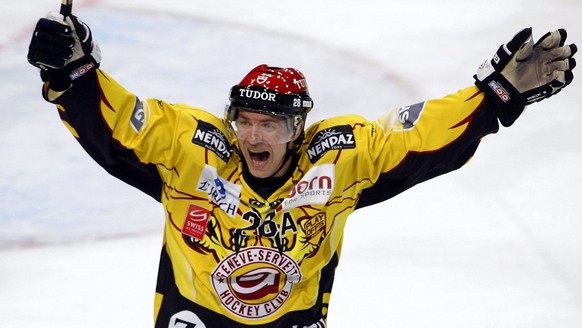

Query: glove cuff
left=474, top=71, right=526, bottom=127
left=41, top=55, right=99, bottom=93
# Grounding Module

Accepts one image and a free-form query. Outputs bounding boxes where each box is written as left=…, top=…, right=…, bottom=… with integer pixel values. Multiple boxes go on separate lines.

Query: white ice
left=1, top=0, right=581, bottom=327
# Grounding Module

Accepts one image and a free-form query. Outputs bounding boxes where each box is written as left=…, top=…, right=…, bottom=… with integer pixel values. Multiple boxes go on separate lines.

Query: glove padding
left=475, top=27, right=577, bottom=126
left=28, top=12, right=101, bottom=91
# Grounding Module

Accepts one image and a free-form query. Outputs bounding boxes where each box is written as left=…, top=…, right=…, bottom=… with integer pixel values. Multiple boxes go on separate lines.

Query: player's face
left=235, top=111, right=295, bottom=178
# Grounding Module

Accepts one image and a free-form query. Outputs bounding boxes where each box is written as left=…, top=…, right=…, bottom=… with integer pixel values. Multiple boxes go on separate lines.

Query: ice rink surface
left=1, top=0, right=581, bottom=327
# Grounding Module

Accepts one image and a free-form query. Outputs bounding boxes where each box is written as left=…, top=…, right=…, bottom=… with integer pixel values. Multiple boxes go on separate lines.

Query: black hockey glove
left=474, top=27, right=577, bottom=127
left=28, top=12, right=101, bottom=91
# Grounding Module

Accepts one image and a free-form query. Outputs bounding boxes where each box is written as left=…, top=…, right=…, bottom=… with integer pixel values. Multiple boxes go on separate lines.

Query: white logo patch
left=197, top=165, right=241, bottom=217
left=281, top=164, right=334, bottom=210
left=168, top=310, right=207, bottom=328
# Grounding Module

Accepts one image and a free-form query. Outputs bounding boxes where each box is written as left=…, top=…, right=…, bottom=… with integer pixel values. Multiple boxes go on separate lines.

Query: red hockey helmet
left=225, top=64, right=314, bottom=144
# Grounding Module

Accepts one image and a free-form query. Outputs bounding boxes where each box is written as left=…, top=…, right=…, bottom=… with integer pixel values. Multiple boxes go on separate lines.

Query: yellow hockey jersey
left=45, top=68, right=501, bottom=327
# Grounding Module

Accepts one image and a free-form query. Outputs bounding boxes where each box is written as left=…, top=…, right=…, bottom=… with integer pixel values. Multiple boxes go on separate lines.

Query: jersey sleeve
left=42, top=69, right=178, bottom=202
left=355, top=86, right=500, bottom=208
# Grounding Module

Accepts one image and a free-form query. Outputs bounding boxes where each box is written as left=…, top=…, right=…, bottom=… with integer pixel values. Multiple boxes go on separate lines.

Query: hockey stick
left=60, top=0, right=73, bottom=17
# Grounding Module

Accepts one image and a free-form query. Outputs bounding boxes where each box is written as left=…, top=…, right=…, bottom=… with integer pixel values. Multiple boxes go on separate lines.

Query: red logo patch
left=182, top=204, right=211, bottom=240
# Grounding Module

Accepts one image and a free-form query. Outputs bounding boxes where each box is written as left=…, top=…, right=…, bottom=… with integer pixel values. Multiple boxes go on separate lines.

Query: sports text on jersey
left=307, top=125, right=355, bottom=163
left=281, top=164, right=334, bottom=211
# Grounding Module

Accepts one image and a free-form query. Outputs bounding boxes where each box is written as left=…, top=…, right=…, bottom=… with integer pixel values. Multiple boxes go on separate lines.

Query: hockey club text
left=211, top=247, right=302, bottom=319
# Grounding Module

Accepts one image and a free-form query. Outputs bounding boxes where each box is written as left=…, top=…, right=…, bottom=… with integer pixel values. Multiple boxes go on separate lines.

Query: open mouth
left=250, top=151, right=270, bottom=164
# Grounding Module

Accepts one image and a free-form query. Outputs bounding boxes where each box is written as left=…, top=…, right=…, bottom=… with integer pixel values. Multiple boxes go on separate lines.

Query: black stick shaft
left=60, top=0, right=73, bottom=17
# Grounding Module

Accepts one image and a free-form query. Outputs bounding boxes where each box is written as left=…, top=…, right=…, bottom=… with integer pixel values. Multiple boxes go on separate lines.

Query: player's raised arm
left=27, top=11, right=166, bottom=201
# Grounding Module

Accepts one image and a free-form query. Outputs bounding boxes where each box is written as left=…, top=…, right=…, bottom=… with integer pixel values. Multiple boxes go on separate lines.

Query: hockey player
left=27, top=12, right=576, bottom=328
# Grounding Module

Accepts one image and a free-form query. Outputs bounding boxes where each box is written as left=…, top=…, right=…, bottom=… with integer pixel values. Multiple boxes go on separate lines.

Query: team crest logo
left=211, top=247, right=302, bottom=319
left=257, top=73, right=270, bottom=84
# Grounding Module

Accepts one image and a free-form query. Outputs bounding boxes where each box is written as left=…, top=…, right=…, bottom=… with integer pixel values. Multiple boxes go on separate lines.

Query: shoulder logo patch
left=397, top=101, right=426, bottom=130
left=192, top=121, right=233, bottom=162
left=307, top=125, right=355, bottom=163
left=130, top=97, right=146, bottom=132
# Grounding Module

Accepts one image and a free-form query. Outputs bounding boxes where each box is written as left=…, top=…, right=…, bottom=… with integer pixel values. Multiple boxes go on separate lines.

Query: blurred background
left=1, top=0, right=581, bottom=327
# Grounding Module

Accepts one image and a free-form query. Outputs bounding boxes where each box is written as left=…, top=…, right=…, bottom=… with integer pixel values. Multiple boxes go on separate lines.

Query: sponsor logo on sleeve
left=197, top=165, right=241, bottom=217
left=397, top=101, right=425, bottom=130
left=192, top=121, right=233, bottom=162
left=281, top=164, right=334, bottom=211
left=306, top=125, right=355, bottom=163
left=130, top=97, right=146, bottom=132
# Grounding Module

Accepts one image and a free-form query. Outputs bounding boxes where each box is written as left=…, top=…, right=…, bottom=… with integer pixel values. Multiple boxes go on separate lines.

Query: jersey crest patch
left=192, top=121, right=233, bottom=162
left=307, top=125, right=355, bottom=163
left=211, top=246, right=302, bottom=319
